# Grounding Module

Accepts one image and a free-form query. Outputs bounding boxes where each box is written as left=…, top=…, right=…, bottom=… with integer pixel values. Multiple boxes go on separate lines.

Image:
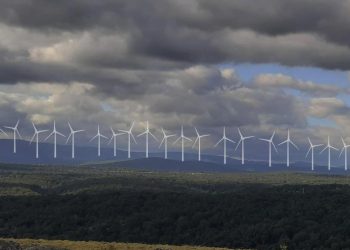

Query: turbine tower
left=109, top=127, right=125, bottom=157
left=173, top=126, right=192, bottom=162
left=214, top=127, right=235, bottom=165
left=192, top=127, right=210, bottom=161
left=159, top=128, right=175, bottom=159
left=306, top=138, right=323, bottom=171
left=235, top=128, right=254, bottom=165
left=320, top=136, right=338, bottom=171
left=4, top=120, right=21, bottom=153
left=119, top=122, right=137, bottom=159
left=137, top=121, right=158, bottom=158
left=89, top=124, right=107, bottom=157
left=45, top=120, right=65, bottom=158
left=259, top=131, right=278, bottom=167
left=339, top=137, right=350, bottom=171
left=30, top=122, right=48, bottom=159
left=66, top=122, right=84, bottom=159
left=278, top=129, right=299, bottom=167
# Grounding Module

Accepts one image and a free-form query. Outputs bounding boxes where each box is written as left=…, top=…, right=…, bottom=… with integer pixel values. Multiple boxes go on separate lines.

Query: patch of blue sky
left=219, top=63, right=350, bottom=87
left=307, top=117, right=338, bottom=128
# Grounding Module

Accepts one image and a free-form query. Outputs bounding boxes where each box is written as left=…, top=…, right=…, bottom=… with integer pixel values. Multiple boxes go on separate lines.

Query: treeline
left=0, top=184, right=350, bottom=249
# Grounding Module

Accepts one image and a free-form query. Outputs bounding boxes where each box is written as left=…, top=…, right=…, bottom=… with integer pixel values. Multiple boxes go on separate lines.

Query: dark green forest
left=0, top=164, right=350, bottom=250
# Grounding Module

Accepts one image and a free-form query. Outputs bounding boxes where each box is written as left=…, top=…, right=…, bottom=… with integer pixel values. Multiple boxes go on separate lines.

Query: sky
left=1, top=0, right=350, bottom=156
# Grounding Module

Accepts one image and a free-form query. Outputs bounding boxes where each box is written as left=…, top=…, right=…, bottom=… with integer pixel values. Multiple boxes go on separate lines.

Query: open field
left=0, top=238, right=235, bottom=250
left=0, top=163, right=350, bottom=249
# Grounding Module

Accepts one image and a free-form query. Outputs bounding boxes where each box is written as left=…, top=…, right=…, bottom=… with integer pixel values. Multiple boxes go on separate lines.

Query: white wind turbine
left=45, top=120, right=65, bottom=158
left=214, top=127, right=235, bottom=165
left=320, top=136, right=338, bottom=171
left=159, top=128, right=175, bottom=159
left=339, top=137, right=350, bottom=171
left=30, top=122, right=48, bottom=159
left=4, top=120, right=21, bottom=153
left=109, top=127, right=125, bottom=157
left=119, top=122, right=137, bottom=159
left=173, top=126, right=192, bottom=162
left=90, top=124, right=108, bottom=157
left=66, top=122, right=84, bottom=159
left=306, top=137, right=323, bottom=171
left=235, top=128, right=254, bottom=165
left=192, top=128, right=210, bottom=161
left=137, top=121, right=158, bottom=158
left=278, top=129, right=299, bottom=167
left=259, top=131, right=278, bottom=167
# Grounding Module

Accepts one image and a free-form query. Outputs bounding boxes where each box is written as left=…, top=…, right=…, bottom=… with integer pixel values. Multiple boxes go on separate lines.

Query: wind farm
left=0, top=120, right=348, bottom=172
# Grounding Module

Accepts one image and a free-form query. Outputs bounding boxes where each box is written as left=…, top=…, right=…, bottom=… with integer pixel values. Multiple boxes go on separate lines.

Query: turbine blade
left=29, top=133, right=36, bottom=144
left=137, top=131, right=147, bottom=137
left=237, top=128, right=243, bottom=138
left=89, top=134, right=98, bottom=142
left=244, top=136, right=254, bottom=140
left=118, top=130, right=128, bottom=133
left=226, top=138, right=235, bottom=143
left=278, top=140, right=287, bottom=146
left=320, top=146, right=327, bottom=154
left=131, top=133, right=137, bottom=144
left=234, top=139, right=242, bottom=151
left=183, top=136, right=192, bottom=141
left=192, top=137, right=199, bottom=148
left=107, top=136, right=113, bottom=145
left=101, top=134, right=108, bottom=139
left=339, top=147, right=345, bottom=158
left=44, top=131, right=54, bottom=141
left=214, top=138, right=223, bottom=147
left=259, top=138, right=269, bottom=142
left=272, top=142, right=278, bottom=152
left=56, top=131, right=65, bottom=137
left=305, top=147, right=311, bottom=158
left=290, top=140, right=299, bottom=150
left=149, top=131, right=158, bottom=141
left=330, top=146, right=338, bottom=151
left=0, top=128, right=8, bottom=137
left=173, top=137, right=181, bottom=145
left=65, top=133, right=72, bottom=144
left=16, top=129, right=22, bottom=139
left=194, top=127, right=199, bottom=136
left=159, top=137, right=165, bottom=148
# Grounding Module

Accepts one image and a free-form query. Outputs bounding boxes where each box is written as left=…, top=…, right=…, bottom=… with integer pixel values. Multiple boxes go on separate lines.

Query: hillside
left=0, top=164, right=350, bottom=249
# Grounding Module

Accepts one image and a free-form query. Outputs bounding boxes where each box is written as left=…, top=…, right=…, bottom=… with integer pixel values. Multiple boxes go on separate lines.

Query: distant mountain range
left=0, top=139, right=348, bottom=175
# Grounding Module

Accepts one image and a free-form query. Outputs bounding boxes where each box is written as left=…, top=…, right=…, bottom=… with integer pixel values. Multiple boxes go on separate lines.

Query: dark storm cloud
left=1, top=0, right=350, bottom=69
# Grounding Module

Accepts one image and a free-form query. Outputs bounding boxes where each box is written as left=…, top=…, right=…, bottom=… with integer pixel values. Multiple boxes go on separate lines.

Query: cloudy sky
left=1, top=0, right=350, bottom=156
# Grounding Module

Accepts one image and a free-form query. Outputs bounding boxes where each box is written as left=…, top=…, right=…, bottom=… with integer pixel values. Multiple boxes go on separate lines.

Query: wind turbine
left=4, top=120, right=21, bottom=153
left=137, top=121, right=158, bottom=158
left=45, top=120, right=65, bottom=158
left=320, top=136, right=338, bottom=171
left=119, top=122, right=137, bottom=159
left=173, top=126, right=192, bottom=162
left=109, top=127, right=124, bottom=157
left=66, top=122, right=84, bottom=159
left=159, top=128, right=175, bottom=159
left=259, top=131, right=278, bottom=167
left=306, top=138, right=323, bottom=171
left=339, top=137, right=350, bottom=171
left=235, top=128, right=254, bottom=165
left=89, top=124, right=108, bottom=157
left=214, top=127, right=235, bottom=165
left=278, top=129, right=299, bottom=167
left=30, top=122, right=48, bottom=159
left=192, top=127, right=210, bottom=161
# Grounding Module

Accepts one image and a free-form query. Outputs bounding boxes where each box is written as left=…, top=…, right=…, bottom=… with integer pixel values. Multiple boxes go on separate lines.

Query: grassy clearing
left=1, top=238, right=237, bottom=250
